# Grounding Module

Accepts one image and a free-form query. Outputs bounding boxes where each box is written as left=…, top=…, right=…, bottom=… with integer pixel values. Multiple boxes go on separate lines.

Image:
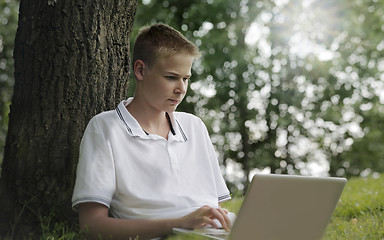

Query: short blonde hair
left=133, top=23, right=201, bottom=68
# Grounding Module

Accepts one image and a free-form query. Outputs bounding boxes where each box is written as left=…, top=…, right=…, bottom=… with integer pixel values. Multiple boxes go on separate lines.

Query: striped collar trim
left=115, top=99, right=187, bottom=142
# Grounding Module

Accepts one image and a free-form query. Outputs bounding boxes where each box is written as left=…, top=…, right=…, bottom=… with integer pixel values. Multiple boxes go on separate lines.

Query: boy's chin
left=163, top=105, right=178, bottom=113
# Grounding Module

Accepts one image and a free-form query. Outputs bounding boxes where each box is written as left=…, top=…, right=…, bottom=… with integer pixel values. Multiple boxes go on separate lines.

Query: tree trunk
left=0, top=0, right=138, bottom=237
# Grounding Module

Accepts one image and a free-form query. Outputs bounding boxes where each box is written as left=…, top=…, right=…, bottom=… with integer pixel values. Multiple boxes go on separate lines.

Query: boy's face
left=138, top=53, right=194, bottom=113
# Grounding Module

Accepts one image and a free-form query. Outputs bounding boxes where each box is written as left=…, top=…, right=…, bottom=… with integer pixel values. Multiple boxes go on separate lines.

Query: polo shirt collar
left=115, top=98, right=187, bottom=142
left=167, top=112, right=188, bottom=142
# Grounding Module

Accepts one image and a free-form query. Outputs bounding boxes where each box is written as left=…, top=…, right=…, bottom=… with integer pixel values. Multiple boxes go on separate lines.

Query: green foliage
left=130, top=0, right=384, bottom=192
left=339, top=103, right=384, bottom=177
left=1, top=0, right=384, bottom=191
left=40, top=217, right=81, bottom=240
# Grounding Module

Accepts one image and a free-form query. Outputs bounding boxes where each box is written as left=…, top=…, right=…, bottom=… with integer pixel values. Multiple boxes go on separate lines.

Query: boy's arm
left=79, top=202, right=231, bottom=240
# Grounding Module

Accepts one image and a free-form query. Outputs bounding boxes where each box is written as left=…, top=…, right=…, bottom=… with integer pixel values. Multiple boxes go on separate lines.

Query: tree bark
left=0, top=0, right=138, bottom=237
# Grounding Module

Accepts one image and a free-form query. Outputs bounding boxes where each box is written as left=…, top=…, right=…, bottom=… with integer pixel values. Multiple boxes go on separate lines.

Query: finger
left=203, top=216, right=219, bottom=229
left=198, top=206, right=229, bottom=230
left=214, top=209, right=228, bottom=231
left=207, top=208, right=228, bottom=231
left=217, top=208, right=231, bottom=231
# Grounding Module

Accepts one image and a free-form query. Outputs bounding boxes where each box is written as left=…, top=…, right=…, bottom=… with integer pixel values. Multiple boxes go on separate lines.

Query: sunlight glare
left=246, top=0, right=341, bottom=61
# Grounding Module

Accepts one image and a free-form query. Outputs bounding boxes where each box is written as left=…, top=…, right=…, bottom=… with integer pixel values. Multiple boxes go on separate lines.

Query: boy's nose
left=175, top=80, right=187, bottom=94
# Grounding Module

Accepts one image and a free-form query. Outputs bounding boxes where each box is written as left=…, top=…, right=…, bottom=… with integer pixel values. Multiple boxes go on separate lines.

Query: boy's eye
left=165, top=76, right=177, bottom=80
left=165, top=76, right=190, bottom=82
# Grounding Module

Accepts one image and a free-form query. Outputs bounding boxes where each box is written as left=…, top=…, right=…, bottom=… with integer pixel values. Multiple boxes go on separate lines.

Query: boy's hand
left=179, top=205, right=231, bottom=231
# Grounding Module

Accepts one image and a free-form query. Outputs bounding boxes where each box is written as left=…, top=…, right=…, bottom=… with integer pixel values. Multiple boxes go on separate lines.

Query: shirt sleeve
left=199, top=119, right=231, bottom=203
left=72, top=116, right=116, bottom=210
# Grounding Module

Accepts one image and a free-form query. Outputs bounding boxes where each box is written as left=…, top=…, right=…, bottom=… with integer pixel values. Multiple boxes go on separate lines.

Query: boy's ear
left=133, top=60, right=145, bottom=81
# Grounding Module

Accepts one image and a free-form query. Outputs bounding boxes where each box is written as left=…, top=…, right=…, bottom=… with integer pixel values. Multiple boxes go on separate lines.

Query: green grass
left=40, top=175, right=384, bottom=240
left=323, top=175, right=384, bottom=240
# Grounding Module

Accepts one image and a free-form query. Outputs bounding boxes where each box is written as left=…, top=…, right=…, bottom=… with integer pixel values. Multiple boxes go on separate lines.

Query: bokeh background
left=1, top=0, right=384, bottom=194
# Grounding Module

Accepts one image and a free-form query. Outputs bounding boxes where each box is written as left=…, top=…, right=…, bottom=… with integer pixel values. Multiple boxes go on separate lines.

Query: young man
left=72, top=23, right=232, bottom=240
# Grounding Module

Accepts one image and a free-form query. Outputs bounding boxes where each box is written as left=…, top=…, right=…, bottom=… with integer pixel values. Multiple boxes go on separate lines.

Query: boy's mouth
left=168, top=99, right=181, bottom=104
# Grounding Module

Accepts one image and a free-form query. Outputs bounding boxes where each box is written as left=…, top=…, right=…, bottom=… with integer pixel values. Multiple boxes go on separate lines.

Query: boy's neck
left=126, top=97, right=171, bottom=139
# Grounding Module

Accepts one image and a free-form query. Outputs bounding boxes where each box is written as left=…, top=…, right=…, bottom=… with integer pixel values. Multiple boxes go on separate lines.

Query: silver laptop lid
left=229, top=174, right=347, bottom=240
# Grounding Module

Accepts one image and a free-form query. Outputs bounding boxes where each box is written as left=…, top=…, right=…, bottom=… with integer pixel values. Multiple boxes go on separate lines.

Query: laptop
left=173, top=174, right=347, bottom=240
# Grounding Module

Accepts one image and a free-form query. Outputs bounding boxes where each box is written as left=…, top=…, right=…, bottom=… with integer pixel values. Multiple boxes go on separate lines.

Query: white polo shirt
left=72, top=98, right=231, bottom=220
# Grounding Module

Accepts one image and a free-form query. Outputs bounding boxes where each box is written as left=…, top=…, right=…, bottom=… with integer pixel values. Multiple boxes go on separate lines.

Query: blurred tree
left=2, top=0, right=383, bottom=200
left=341, top=102, right=384, bottom=177
left=0, top=0, right=18, bottom=167
left=0, top=0, right=137, bottom=237
left=321, top=0, right=384, bottom=177
left=131, top=0, right=384, bottom=192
